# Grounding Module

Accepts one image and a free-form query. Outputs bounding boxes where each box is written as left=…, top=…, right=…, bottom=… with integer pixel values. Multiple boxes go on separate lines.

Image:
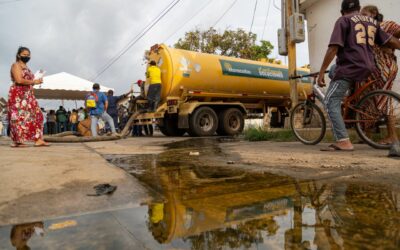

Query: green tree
left=251, top=40, right=274, bottom=61
left=174, top=28, right=274, bottom=61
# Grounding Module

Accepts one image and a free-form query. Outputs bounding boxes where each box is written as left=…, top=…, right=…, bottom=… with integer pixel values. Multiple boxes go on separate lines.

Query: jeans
left=70, top=123, right=77, bottom=132
left=47, top=122, right=54, bottom=134
left=109, top=113, right=119, bottom=131
left=90, top=112, right=116, bottom=137
left=132, top=125, right=153, bottom=136
left=147, top=84, right=162, bottom=111
left=1, top=124, right=8, bottom=136
left=132, top=125, right=143, bottom=136
left=324, top=79, right=353, bottom=141
left=57, top=122, right=67, bottom=133
left=47, top=122, right=56, bottom=134
left=43, top=123, right=48, bottom=135
left=144, top=124, right=153, bottom=136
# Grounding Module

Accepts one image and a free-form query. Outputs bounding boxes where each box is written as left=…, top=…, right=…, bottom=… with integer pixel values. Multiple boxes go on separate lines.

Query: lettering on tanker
left=219, top=59, right=311, bottom=83
left=224, top=62, right=252, bottom=75
left=258, top=67, right=284, bottom=79
left=220, top=59, right=289, bottom=81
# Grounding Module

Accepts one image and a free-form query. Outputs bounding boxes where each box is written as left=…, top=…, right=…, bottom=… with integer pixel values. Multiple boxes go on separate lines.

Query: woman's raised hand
left=33, top=78, right=43, bottom=85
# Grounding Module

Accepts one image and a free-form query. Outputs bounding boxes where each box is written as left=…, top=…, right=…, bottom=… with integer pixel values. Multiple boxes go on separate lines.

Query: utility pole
left=286, top=0, right=298, bottom=107
left=279, top=0, right=304, bottom=108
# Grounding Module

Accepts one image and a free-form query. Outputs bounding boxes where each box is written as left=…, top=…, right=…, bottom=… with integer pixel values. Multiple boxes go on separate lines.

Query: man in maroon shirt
left=317, top=0, right=400, bottom=151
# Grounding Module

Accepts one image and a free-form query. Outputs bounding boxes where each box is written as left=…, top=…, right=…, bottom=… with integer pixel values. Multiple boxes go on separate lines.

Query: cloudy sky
left=0, top=0, right=309, bottom=109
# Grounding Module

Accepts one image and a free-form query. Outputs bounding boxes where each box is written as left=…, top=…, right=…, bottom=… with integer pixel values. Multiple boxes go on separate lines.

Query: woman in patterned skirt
left=360, top=6, right=400, bottom=145
left=8, top=47, right=49, bottom=147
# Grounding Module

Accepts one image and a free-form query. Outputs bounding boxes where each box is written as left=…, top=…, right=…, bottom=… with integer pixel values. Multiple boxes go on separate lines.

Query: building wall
left=304, top=0, right=400, bottom=92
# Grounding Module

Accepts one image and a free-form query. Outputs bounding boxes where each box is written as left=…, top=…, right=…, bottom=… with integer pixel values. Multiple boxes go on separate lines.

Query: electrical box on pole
left=278, top=0, right=288, bottom=56
left=278, top=29, right=288, bottom=56
left=289, top=13, right=305, bottom=43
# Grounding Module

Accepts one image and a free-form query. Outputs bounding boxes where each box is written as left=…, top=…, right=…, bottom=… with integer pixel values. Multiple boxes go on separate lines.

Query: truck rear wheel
left=188, top=107, right=218, bottom=137
left=159, top=115, right=186, bottom=137
left=216, top=108, right=245, bottom=136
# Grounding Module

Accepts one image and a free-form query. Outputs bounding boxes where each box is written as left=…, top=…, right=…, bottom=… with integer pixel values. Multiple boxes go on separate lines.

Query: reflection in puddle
left=9, top=222, right=44, bottom=249
left=1, top=139, right=400, bottom=249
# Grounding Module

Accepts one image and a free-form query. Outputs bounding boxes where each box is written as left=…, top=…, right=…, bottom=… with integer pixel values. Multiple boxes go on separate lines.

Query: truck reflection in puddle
left=2, top=178, right=399, bottom=249
left=109, top=139, right=400, bottom=249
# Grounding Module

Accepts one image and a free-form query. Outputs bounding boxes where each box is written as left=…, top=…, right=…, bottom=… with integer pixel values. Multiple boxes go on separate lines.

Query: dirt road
left=223, top=140, right=400, bottom=186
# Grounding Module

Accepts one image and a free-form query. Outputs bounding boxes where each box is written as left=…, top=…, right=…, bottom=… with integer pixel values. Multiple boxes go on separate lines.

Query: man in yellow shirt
left=146, top=60, right=162, bottom=112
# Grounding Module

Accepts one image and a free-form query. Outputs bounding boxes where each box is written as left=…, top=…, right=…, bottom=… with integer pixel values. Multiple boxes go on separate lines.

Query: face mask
left=20, top=56, right=30, bottom=63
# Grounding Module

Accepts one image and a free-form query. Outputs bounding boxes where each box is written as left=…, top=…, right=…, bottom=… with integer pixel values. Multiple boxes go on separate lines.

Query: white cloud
left=0, top=0, right=309, bottom=108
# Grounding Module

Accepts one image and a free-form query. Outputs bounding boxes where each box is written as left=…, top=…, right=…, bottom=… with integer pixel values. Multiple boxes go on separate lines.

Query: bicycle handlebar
left=289, top=71, right=329, bottom=80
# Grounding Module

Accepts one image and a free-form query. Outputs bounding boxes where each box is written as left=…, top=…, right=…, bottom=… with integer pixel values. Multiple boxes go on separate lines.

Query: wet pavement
left=1, top=139, right=400, bottom=249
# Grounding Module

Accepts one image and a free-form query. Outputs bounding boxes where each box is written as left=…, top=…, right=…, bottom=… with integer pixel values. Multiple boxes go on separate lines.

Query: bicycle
left=289, top=72, right=400, bottom=149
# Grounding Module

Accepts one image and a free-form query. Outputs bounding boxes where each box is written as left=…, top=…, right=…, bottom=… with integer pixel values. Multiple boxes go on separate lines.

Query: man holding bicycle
left=317, top=0, right=400, bottom=151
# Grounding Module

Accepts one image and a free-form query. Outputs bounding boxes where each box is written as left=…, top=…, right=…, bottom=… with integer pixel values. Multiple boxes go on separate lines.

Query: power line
left=211, top=0, right=239, bottom=28
left=249, top=0, right=258, bottom=33
left=163, top=0, right=214, bottom=43
left=261, top=0, right=272, bottom=40
left=92, top=0, right=180, bottom=81
left=91, top=0, right=181, bottom=81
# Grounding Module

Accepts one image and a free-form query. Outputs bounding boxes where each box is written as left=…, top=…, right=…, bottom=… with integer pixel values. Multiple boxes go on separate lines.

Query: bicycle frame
left=342, top=79, right=377, bottom=124
left=292, top=72, right=380, bottom=126
left=301, top=99, right=315, bottom=125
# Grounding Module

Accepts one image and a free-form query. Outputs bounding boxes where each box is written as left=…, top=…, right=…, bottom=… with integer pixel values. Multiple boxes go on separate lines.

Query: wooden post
left=286, top=0, right=298, bottom=108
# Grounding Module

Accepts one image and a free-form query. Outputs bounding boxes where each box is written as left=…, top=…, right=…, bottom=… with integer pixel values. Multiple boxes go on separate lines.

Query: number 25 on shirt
left=355, top=24, right=377, bottom=46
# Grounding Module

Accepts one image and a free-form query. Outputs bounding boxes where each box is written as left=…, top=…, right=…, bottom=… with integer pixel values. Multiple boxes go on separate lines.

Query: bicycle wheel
left=290, top=101, right=326, bottom=145
left=355, top=90, right=400, bottom=149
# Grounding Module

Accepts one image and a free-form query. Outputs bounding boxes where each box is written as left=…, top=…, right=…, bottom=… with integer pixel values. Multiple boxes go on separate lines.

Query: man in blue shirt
left=87, top=83, right=117, bottom=137
left=107, top=89, right=131, bottom=132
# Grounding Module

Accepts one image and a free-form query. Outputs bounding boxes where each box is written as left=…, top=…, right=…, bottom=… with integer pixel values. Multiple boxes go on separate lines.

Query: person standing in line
left=66, top=110, right=71, bottom=131
left=146, top=61, right=162, bottom=112
left=41, top=108, right=47, bottom=135
left=131, top=80, right=147, bottom=136
left=106, top=89, right=131, bottom=132
left=117, top=104, right=129, bottom=131
left=56, top=106, right=67, bottom=133
left=317, top=0, right=400, bottom=151
left=7, top=46, right=49, bottom=147
left=47, top=110, right=57, bottom=135
left=69, top=109, right=78, bottom=132
left=1, top=109, right=9, bottom=136
left=86, top=83, right=118, bottom=137
left=142, top=124, right=154, bottom=136
left=77, top=107, right=86, bottom=122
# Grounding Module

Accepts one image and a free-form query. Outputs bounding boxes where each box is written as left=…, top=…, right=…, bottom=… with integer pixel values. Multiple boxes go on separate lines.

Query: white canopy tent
left=34, top=72, right=114, bottom=100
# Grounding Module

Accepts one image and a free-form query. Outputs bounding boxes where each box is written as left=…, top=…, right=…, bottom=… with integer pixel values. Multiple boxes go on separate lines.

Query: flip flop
left=378, top=139, right=393, bottom=145
left=10, top=143, right=28, bottom=148
left=320, top=144, right=354, bottom=152
left=34, top=142, right=51, bottom=147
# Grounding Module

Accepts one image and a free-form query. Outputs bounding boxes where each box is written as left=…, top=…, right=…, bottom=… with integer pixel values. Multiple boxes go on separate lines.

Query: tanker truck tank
left=145, top=44, right=312, bottom=104
left=130, top=44, right=312, bottom=137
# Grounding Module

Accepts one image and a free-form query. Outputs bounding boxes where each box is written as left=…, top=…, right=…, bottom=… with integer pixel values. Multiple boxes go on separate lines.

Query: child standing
left=1, top=110, right=9, bottom=136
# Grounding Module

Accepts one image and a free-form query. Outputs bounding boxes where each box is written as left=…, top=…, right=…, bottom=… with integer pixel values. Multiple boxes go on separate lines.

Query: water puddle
left=1, top=139, right=400, bottom=249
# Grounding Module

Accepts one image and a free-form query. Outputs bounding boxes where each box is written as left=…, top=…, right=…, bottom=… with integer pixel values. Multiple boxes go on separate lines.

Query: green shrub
left=244, top=127, right=360, bottom=143
left=244, top=127, right=296, bottom=142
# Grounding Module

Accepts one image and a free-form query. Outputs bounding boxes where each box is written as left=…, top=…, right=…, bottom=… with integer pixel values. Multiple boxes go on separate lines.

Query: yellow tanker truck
left=129, top=44, right=311, bottom=137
